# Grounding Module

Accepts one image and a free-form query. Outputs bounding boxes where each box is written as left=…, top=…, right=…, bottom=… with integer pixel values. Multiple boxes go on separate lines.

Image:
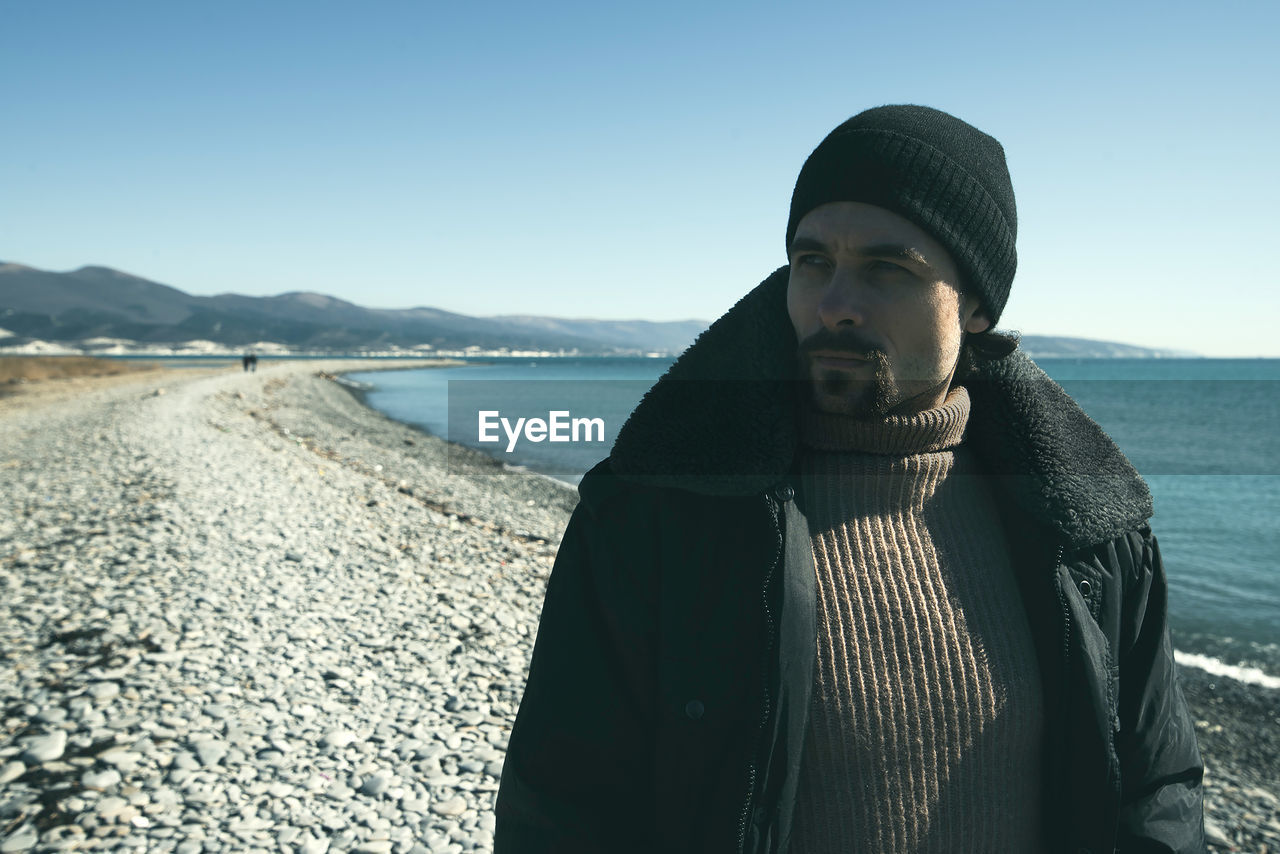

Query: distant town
left=1, top=261, right=1195, bottom=360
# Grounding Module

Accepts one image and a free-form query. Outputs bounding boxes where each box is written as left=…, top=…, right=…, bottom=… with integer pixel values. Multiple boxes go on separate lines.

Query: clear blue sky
left=4, top=0, right=1277, bottom=355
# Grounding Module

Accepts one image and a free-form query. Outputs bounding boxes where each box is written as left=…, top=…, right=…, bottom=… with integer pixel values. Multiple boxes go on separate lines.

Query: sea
left=347, top=357, right=1280, bottom=688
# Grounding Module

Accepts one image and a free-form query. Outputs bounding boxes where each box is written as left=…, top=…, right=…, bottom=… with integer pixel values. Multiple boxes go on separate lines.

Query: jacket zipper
left=1051, top=543, right=1068, bottom=664
left=737, top=493, right=784, bottom=854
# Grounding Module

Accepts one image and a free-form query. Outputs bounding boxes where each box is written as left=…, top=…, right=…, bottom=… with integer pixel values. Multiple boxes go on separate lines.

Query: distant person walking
left=242, top=354, right=251, bottom=372
left=242, top=353, right=257, bottom=372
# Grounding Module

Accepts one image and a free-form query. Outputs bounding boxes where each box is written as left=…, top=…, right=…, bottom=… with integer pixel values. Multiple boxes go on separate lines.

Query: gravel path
left=1, top=362, right=572, bottom=853
left=1, top=360, right=1276, bottom=852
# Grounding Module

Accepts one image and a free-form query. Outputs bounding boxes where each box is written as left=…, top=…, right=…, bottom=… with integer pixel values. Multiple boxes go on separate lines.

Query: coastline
left=0, top=362, right=1275, bottom=851
left=330, top=367, right=581, bottom=498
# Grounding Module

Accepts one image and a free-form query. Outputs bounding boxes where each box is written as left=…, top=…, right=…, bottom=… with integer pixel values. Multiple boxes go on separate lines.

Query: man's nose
left=817, top=270, right=867, bottom=329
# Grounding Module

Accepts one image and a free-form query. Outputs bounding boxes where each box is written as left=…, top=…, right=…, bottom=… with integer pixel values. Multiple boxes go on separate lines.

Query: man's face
left=787, top=201, right=990, bottom=418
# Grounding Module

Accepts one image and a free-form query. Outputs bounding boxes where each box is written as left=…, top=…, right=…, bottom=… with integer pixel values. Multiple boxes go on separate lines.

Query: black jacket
left=494, top=268, right=1205, bottom=854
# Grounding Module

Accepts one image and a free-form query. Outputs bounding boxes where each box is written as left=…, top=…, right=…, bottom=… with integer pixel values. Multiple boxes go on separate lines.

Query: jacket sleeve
left=494, top=496, right=659, bottom=853
left=1115, top=528, right=1206, bottom=853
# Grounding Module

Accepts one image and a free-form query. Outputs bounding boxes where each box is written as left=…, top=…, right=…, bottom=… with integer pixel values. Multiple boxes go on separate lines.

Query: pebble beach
left=1, top=361, right=1277, bottom=852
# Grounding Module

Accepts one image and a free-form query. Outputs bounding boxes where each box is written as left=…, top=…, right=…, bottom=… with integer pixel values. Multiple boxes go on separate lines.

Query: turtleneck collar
left=798, top=386, right=971, bottom=456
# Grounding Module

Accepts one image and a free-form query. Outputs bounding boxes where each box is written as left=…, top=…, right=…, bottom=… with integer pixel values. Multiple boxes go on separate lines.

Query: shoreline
left=1, top=363, right=1276, bottom=851
left=331, top=367, right=581, bottom=496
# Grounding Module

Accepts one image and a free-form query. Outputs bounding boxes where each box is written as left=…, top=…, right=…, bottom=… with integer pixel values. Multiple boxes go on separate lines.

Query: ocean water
left=347, top=357, right=1280, bottom=682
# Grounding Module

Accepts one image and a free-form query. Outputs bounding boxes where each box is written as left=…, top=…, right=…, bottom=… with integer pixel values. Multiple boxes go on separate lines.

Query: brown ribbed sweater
left=789, top=387, right=1045, bottom=854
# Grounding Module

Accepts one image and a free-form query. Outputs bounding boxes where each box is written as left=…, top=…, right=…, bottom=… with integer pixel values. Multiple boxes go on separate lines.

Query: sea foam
left=1174, top=650, right=1280, bottom=690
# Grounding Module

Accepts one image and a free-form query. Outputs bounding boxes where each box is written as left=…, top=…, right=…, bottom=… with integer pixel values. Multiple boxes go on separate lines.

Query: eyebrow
left=788, top=236, right=939, bottom=275
left=861, top=243, right=934, bottom=271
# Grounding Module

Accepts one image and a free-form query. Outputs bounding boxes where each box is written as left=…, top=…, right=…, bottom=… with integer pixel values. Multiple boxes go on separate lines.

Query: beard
left=796, top=328, right=962, bottom=419
left=796, top=328, right=900, bottom=418
left=808, top=351, right=899, bottom=417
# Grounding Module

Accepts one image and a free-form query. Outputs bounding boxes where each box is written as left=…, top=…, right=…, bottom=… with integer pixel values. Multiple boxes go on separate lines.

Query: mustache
left=797, top=328, right=886, bottom=359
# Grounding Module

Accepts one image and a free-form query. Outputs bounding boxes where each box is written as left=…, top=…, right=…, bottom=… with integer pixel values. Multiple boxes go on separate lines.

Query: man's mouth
left=810, top=350, right=871, bottom=369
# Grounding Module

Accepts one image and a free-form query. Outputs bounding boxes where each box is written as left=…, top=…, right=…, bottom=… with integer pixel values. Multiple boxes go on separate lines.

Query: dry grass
left=0, top=356, right=180, bottom=413
left=0, top=356, right=160, bottom=384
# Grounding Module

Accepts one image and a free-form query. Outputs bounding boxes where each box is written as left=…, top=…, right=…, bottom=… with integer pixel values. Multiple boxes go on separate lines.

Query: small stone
left=359, top=773, right=390, bottom=797
left=429, top=795, right=467, bottom=817
left=175, top=841, right=203, bottom=854
left=298, top=837, right=330, bottom=854
left=100, top=750, right=143, bottom=768
left=88, top=682, right=120, bottom=702
left=229, top=816, right=271, bottom=833
left=1204, top=816, right=1233, bottom=849
left=320, top=730, right=357, bottom=751
left=82, top=768, right=123, bottom=789
left=0, top=762, right=25, bottom=784
left=325, top=782, right=355, bottom=801
left=353, top=842, right=393, bottom=854
left=39, top=824, right=86, bottom=850
left=0, top=823, right=38, bottom=852
left=151, top=788, right=180, bottom=807
left=96, top=796, right=129, bottom=818
left=36, top=708, right=68, bottom=724
left=193, top=740, right=227, bottom=767
left=21, top=730, right=67, bottom=763
left=1243, top=785, right=1278, bottom=805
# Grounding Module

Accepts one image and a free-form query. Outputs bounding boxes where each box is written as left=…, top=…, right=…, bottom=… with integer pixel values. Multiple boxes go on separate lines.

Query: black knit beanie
left=786, top=104, right=1017, bottom=326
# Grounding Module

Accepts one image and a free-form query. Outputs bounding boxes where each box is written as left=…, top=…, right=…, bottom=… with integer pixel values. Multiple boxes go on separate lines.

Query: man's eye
left=794, top=254, right=829, bottom=269
left=868, top=260, right=909, bottom=275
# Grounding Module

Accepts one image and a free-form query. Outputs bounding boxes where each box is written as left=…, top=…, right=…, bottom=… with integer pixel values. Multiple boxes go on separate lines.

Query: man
left=494, top=105, right=1205, bottom=853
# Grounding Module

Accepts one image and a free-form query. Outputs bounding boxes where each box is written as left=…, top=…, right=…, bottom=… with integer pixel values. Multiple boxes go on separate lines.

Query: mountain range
left=0, top=263, right=707, bottom=355
left=0, top=262, right=1192, bottom=358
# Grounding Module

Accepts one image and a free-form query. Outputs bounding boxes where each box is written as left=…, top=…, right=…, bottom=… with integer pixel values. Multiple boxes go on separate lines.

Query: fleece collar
left=608, top=266, right=1152, bottom=549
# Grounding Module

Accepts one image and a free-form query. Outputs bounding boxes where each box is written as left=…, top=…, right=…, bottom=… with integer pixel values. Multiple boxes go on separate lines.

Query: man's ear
left=965, top=311, right=992, bottom=334
left=961, top=295, right=991, bottom=334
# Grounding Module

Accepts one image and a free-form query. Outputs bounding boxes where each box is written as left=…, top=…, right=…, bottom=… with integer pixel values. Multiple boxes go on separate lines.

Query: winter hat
left=786, top=104, right=1017, bottom=326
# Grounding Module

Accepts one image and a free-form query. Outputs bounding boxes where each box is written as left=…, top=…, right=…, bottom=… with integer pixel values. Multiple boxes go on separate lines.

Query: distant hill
left=0, top=262, right=695, bottom=354
left=0, top=261, right=1193, bottom=358
left=1018, top=335, right=1193, bottom=359
left=487, top=315, right=709, bottom=355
